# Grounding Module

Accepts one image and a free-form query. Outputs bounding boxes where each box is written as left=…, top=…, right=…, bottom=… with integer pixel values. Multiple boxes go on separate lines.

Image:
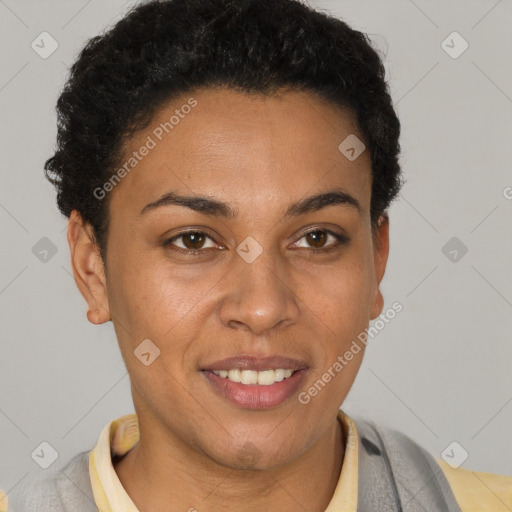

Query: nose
left=217, top=246, right=300, bottom=336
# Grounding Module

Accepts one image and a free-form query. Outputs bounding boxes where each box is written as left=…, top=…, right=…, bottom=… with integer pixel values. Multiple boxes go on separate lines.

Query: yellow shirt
left=88, top=410, right=359, bottom=511
left=1, top=411, right=510, bottom=511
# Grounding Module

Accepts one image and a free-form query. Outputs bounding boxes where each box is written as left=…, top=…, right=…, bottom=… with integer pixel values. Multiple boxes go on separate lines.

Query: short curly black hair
left=44, top=0, right=402, bottom=264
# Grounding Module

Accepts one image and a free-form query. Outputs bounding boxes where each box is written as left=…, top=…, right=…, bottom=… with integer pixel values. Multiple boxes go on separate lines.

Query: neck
left=114, top=413, right=345, bottom=512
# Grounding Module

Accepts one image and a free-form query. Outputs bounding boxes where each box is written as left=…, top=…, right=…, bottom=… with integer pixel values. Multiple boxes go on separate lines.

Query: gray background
left=1, top=0, right=511, bottom=498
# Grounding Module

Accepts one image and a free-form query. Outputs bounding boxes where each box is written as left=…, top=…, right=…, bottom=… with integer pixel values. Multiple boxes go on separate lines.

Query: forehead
left=109, top=87, right=372, bottom=218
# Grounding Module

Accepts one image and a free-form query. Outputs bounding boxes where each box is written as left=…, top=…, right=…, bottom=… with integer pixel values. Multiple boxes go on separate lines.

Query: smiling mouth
left=200, top=354, right=309, bottom=406
left=202, top=368, right=308, bottom=409
left=208, top=368, right=298, bottom=386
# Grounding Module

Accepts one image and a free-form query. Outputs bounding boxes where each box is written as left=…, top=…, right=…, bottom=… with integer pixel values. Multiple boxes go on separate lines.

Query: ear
left=67, top=210, right=111, bottom=324
left=369, top=213, right=390, bottom=320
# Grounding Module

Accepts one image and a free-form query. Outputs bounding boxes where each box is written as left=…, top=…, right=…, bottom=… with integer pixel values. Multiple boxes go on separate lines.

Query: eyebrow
left=137, top=187, right=361, bottom=219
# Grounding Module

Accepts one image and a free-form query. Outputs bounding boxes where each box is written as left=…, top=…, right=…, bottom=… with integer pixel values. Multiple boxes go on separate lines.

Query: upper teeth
left=212, top=369, right=295, bottom=385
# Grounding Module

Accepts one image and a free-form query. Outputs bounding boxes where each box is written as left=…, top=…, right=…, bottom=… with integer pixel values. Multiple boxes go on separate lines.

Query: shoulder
left=352, top=415, right=512, bottom=512
left=5, top=451, right=98, bottom=512
left=436, top=458, right=512, bottom=512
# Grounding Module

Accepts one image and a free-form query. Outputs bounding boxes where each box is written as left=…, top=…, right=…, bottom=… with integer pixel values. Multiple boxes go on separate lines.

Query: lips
left=201, top=354, right=309, bottom=372
left=202, top=368, right=308, bottom=409
left=200, top=354, right=310, bottom=409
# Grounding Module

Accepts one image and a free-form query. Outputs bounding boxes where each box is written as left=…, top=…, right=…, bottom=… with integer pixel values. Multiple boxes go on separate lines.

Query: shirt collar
left=89, top=409, right=359, bottom=512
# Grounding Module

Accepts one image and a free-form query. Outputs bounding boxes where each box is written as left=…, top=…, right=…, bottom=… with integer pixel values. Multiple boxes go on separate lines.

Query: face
left=69, top=87, right=389, bottom=470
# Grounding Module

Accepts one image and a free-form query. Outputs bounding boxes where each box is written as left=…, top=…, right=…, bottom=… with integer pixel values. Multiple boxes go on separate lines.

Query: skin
left=68, top=86, right=389, bottom=512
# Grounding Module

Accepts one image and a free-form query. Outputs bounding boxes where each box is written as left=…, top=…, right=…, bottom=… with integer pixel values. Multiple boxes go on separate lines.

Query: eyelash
left=163, top=228, right=349, bottom=256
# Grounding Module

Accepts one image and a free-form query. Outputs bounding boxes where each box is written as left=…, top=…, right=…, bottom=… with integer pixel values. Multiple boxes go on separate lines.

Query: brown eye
left=305, top=230, right=327, bottom=248
left=182, top=232, right=207, bottom=250
left=293, top=228, right=349, bottom=252
left=164, top=231, right=217, bottom=253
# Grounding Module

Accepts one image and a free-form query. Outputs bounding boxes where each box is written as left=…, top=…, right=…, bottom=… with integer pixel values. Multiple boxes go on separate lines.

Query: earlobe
left=67, top=210, right=111, bottom=324
left=370, top=214, right=390, bottom=320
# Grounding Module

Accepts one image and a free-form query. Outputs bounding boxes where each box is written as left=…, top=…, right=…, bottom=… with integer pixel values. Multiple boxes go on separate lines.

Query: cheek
left=293, top=247, right=374, bottom=396
left=107, top=254, right=227, bottom=387
left=108, top=249, right=206, bottom=329
left=300, top=253, right=374, bottom=332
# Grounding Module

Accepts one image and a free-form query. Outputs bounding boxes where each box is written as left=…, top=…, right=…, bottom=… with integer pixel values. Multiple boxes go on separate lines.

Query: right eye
left=163, top=231, right=219, bottom=255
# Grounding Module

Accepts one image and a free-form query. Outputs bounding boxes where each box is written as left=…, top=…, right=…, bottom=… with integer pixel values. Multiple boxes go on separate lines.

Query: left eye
left=293, top=229, right=347, bottom=250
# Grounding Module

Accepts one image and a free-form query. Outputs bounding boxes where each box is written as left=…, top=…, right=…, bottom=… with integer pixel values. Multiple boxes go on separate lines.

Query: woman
left=4, top=0, right=510, bottom=510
